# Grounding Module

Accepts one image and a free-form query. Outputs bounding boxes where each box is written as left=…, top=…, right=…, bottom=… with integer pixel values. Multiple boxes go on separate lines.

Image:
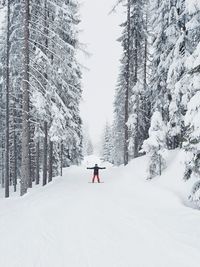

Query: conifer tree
left=113, top=85, right=125, bottom=165
left=113, top=0, right=150, bottom=164
left=142, top=110, right=167, bottom=179
left=101, top=123, right=113, bottom=163
left=182, top=0, right=200, bottom=204
left=5, top=0, right=10, bottom=197
left=0, top=0, right=83, bottom=197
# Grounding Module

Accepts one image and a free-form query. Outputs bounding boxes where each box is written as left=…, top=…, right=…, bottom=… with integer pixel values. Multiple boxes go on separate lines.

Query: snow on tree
left=185, top=0, right=200, bottom=13
left=166, top=0, right=187, bottom=149
left=127, top=0, right=148, bottom=159
left=0, top=0, right=83, bottom=197
left=101, top=122, right=113, bottom=164
left=113, top=65, right=126, bottom=165
left=82, top=124, right=93, bottom=156
left=0, top=3, right=6, bottom=189
left=149, top=0, right=170, bottom=124
left=142, top=110, right=167, bottom=179
left=113, top=0, right=151, bottom=164
left=181, top=1, right=200, bottom=205
left=184, top=90, right=200, bottom=205
left=183, top=47, right=200, bottom=205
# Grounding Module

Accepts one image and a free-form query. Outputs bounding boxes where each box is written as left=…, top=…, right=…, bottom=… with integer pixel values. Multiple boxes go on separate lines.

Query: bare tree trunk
left=35, top=140, right=40, bottom=185
left=42, top=0, right=49, bottom=186
left=1, top=138, right=4, bottom=188
left=12, top=98, right=17, bottom=192
left=133, top=33, right=139, bottom=158
left=60, top=141, right=63, bottom=176
left=29, top=124, right=35, bottom=186
left=13, top=128, right=17, bottom=192
left=21, top=0, right=31, bottom=196
left=48, top=141, right=53, bottom=182
left=124, top=0, right=131, bottom=166
left=43, top=121, right=48, bottom=186
left=143, top=8, right=150, bottom=141
left=158, top=145, right=162, bottom=176
left=5, top=0, right=10, bottom=198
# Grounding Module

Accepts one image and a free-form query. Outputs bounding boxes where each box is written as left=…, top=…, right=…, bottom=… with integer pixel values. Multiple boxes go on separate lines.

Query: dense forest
left=101, top=0, right=200, bottom=203
left=0, top=0, right=200, bottom=203
left=0, top=0, right=83, bottom=197
left=0, top=1, right=200, bottom=265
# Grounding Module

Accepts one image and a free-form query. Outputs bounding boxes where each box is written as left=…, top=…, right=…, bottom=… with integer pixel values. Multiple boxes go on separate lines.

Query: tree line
left=101, top=0, right=200, bottom=204
left=0, top=0, right=83, bottom=197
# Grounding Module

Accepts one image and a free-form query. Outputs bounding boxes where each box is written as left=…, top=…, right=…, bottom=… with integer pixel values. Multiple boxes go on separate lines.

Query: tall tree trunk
left=48, top=141, right=53, bottom=182
left=13, top=127, right=17, bottom=192
left=5, top=0, right=10, bottom=198
left=158, top=145, right=162, bottom=176
left=35, top=140, right=40, bottom=185
left=124, top=0, right=131, bottom=166
left=43, top=121, right=48, bottom=186
left=143, top=11, right=150, bottom=141
left=133, top=34, right=139, bottom=158
left=12, top=98, right=17, bottom=192
left=60, top=141, right=63, bottom=176
left=42, top=0, right=49, bottom=186
left=29, top=124, right=35, bottom=185
left=1, top=138, right=4, bottom=188
left=21, top=0, right=31, bottom=196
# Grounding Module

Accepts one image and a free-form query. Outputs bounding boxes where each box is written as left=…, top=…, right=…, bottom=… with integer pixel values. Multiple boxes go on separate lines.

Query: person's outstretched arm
left=99, top=167, right=106, bottom=169
left=87, top=167, right=94, bottom=169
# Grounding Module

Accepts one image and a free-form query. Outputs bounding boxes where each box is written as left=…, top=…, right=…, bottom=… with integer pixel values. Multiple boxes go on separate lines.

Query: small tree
left=101, top=123, right=113, bottom=163
left=184, top=91, right=200, bottom=205
left=142, top=110, right=167, bottom=179
left=82, top=125, right=93, bottom=156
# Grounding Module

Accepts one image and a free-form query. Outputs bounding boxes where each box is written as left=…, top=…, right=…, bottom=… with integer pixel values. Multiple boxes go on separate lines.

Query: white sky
left=79, top=0, right=123, bottom=148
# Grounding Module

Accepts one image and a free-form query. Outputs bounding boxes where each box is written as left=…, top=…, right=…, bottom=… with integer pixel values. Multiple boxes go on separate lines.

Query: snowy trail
left=0, top=155, right=200, bottom=267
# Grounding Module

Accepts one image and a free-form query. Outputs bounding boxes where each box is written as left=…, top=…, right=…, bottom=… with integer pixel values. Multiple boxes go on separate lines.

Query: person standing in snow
left=87, top=164, right=106, bottom=183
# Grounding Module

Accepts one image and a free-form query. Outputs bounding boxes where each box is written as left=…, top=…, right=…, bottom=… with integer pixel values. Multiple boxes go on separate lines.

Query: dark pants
left=92, top=175, right=100, bottom=183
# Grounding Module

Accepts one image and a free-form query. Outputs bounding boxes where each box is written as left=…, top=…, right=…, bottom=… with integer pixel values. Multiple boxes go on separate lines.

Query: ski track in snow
left=0, top=154, right=200, bottom=266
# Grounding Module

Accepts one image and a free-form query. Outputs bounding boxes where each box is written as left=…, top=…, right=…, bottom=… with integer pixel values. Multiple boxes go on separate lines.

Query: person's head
left=95, top=164, right=98, bottom=167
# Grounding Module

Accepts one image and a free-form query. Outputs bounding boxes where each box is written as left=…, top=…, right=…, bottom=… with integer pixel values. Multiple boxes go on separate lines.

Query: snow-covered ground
left=0, top=152, right=200, bottom=267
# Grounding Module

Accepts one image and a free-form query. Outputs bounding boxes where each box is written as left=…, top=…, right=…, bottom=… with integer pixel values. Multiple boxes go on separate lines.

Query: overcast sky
left=79, top=0, right=123, bottom=149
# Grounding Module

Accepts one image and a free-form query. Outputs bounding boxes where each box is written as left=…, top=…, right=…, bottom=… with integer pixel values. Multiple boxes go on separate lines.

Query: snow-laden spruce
left=142, top=110, right=167, bottom=179
left=0, top=0, right=83, bottom=197
left=110, top=0, right=200, bottom=207
left=101, top=122, right=113, bottom=164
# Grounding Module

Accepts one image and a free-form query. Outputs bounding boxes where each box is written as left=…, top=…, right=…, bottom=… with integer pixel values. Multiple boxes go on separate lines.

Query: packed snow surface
left=0, top=152, right=200, bottom=267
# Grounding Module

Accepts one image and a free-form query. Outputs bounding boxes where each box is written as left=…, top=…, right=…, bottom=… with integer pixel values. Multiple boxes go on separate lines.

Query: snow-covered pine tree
left=150, top=0, right=190, bottom=150
left=166, top=0, right=189, bottom=149
left=101, top=122, right=113, bottom=163
left=123, top=0, right=131, bottom=165
left=49, top=0, right=83, bottom=168
left=0, top=1, right=21, bottom=192
left=5, top=0, right=11, bottom=197
left=29, top=0, right=83, bottom=180
left=113, top=0, right=150, bottom=165
left=85, top=139, right=93, bottom=156
left=142, top=110, right=167, bottom=179
left=182, top=0, right=200, bottom=204
left=82, top=125, right=93, bottom=156
left=0, top=0, right=83, bottom=197
left=113, top=73, right=125, bottom=165
left=9, top=0, right=24, bottom=192
left=141, top=0, right=151, bottom=143
left=150, top=0, right=170, bottom=126
left=0, top=2, right=6, bottom=189
left=184, top=89, right=200, bottom=205
left=127, top=0, right=148, bottom=159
